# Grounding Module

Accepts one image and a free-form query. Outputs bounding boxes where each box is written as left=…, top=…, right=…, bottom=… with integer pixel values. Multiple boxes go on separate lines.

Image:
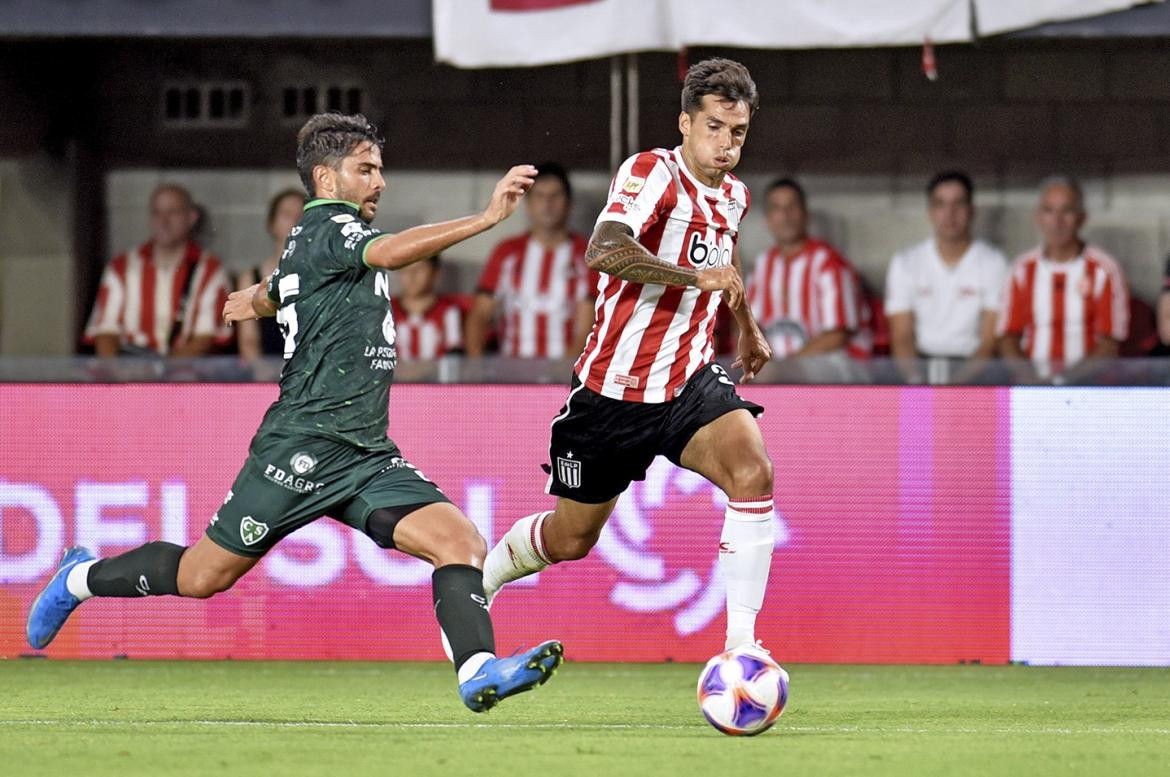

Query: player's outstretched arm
left=364, top=165, right=537, bottom=271
left=585, top=222, right=744, bottom=309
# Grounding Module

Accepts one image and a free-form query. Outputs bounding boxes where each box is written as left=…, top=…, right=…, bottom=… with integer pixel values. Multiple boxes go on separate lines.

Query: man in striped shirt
left=999, top=176, right=1129, bottom=378
left=466, top=163, right=596, bottom=359
left=746, top=178, right=869, bottom=359
left=84, top=184, right=231, bottom=357
left=390, top=255, right=465, bottom=360
left=483, top=59, right=781, bottom=663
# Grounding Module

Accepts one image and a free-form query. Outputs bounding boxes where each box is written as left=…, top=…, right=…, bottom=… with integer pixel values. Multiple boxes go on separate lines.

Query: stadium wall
left=1, top=384, right=1166, bottom=665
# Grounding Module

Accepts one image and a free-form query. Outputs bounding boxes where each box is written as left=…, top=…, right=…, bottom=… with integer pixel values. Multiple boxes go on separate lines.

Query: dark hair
left=765, top=177, right=807, bottom=210
left=927, top=170, right=974, bottom=203
left=534, top=161, right=572, bottom=200
left=266, top=188, right=307, bottom=229
left=295, top=113, right=384, bottom=196
left=681, top=58, right=760, bottom=115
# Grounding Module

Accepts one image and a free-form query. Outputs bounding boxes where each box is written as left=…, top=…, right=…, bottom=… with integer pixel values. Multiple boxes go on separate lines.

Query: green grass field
left=1, top=661, right=1167, bottom=776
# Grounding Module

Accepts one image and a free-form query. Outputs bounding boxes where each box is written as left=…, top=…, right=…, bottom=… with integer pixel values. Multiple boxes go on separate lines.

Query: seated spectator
left=390, top=255, right=465, bottom=359
left=237, top=189, right=306, bottom=360
left=1156, top=256, right=1170, bottom=356
left=84, top=184, right=231, bottom=357
left=998, top=176, right=1129, bottom=377
left=465, top=162, right=596, bottom=359
left=885, top=171, right=1007, bottom=369
left=746, top=178, right=870, bottom=358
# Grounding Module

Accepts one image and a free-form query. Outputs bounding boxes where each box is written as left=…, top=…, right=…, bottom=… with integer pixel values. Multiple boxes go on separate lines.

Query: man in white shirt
left=885, top=171, right=1007, bottom=374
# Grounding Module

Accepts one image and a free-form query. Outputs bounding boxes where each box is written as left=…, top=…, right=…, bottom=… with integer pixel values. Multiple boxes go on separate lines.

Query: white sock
left=482, top=511, right=554, bottom=603
left=65, top=560, right=97, bottom=601
left=456, top=651, right=495, bottom=685
left=720, top=496, right=775, bottom=650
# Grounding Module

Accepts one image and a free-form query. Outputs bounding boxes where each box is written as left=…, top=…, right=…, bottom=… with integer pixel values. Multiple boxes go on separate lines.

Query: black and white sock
left=432, top=564, right=496, bottom=683
left=65, top=541, right=186, bottom=599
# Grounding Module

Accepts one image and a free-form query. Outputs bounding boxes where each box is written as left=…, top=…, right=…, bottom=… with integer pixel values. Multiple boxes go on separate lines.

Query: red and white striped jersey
left=477, top=232, right=594, bottom=358
left=575, top=147, right=750, bottom=402
left=84, top=241, right=231, bottom=355
left=389, top=296, right=465, bottom=360
left=746, top=238, right=870, bottom=358
left=997, top=244, right=1129, bottom=374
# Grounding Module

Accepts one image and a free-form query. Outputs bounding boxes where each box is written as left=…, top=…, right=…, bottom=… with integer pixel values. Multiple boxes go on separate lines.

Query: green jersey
left=258, top=198, right=398, bottom=450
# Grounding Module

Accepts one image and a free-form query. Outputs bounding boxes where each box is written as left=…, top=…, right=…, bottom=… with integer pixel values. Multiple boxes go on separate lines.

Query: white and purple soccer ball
left=696, top=646, right=789, bottom=736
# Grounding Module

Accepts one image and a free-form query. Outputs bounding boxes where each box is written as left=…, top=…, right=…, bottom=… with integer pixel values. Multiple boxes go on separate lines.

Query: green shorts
left=206, top=429, right=449, bottom=557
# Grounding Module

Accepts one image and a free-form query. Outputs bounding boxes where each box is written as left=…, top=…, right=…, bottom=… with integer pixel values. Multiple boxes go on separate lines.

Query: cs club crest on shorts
left=240, top=516, right=269, bottom=546
left=556, top=452, right=582, bottom=489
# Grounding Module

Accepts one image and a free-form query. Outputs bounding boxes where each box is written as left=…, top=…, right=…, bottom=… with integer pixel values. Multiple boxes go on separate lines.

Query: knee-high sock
left=719, top=497, right=775, bottom=650
left=481, top=511, right=553, bottom=603
left=66, top=541, right=186, bottom=600
left=433, top=564, right=496, bottom=682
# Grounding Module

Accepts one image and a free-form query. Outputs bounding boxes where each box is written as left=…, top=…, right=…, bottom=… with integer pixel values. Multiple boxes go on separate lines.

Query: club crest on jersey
left=290, top=452, right=318, bottom=476
left=557, top=454, right=582, bottom=489
left=240, top=516, right=269, bottom=546
left=621, top=176, right=645, bottom=194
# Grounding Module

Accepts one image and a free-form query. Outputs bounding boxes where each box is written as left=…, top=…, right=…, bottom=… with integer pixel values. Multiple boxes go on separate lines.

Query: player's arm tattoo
left=586, top=222, right=699, bottom=287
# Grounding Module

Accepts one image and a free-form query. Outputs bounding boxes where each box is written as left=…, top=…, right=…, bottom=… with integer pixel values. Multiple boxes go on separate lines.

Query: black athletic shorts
left=544, top=363, right=764, bottom=504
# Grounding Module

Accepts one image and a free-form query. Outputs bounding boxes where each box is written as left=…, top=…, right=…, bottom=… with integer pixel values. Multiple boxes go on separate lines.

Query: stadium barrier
left=1, top=382, right=1166, bottom=664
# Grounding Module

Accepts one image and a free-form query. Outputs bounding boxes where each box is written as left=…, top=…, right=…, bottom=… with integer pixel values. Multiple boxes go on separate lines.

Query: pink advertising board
left=1, top=384, right=1012, bottom=663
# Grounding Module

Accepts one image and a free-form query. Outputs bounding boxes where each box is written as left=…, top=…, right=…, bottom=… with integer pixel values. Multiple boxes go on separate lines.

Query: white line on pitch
left=0, top=720, right=1167, bottom=735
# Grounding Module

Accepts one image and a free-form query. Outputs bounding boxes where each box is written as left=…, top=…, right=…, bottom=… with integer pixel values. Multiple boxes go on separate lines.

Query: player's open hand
left=732, top=324, right=772, bottom=383
left=696, top=266, right=745, bottom=310
left=222, top=285, right=262, bottom=326
left=484, top=165, right=538, bottom=226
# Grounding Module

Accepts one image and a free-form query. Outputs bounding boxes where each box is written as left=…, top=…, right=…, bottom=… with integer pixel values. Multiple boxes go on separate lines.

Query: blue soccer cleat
left=26, top=546, right=95, bottom=650
left=459, top=640, right=564, bottom=712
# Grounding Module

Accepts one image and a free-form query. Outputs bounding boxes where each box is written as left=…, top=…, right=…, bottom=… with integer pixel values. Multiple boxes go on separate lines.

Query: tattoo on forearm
left=586, top=234, right=699, bottom=287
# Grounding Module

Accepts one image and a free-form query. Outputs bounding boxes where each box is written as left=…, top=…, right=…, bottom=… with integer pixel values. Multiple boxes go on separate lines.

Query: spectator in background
left=885, top=171, right=1007, bottom=374
left=237, top=189, right=306, bottom=360
left=466, top=162, right=595, bottom=359
left=746, top=178, right=869, bottom=358
left=84, top=184, right=231, bottom=357
left=1153, top=256, right=1170, bottom=356
left=999, top=176, right=1129, bottom=378
left=391, top=255, right=465, bottom=359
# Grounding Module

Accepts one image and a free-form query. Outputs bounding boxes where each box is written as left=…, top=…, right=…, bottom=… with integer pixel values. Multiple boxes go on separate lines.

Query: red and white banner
left=433, top=0, right=1150, bottom=68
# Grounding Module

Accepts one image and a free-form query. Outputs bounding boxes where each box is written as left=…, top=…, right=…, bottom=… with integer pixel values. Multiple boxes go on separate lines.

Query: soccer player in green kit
left=27, top=114, right=563, bottom=712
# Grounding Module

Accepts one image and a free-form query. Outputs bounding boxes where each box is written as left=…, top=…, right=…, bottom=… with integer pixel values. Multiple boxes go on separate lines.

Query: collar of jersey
left=673, top=146, right=723, bottom=198
left=303, top=198, right=361, bottom=213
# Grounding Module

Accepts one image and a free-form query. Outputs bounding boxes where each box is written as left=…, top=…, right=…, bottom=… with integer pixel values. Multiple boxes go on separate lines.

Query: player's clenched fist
left=483, top=165, right=538, bottom=226
left=696, top=265, right=745, bottom=311
left=222, top=284, right=262, bottom=325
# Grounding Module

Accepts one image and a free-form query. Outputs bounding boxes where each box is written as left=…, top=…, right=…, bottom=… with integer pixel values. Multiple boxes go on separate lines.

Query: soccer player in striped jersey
left=998, top=176, right=1129, bottom=379
left=483, top=59, right=778, bottom=657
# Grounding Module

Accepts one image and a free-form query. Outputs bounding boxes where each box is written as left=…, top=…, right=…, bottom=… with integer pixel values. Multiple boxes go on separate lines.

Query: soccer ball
left=696, top=646, right=789, bottom=736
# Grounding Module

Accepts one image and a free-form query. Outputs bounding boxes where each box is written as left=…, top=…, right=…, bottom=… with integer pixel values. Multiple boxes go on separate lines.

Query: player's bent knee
left=430, top=524, right=488, bottom=568
left=549, top=530, right=599, bottom=562
left=728, top=455, right=774, bottom=499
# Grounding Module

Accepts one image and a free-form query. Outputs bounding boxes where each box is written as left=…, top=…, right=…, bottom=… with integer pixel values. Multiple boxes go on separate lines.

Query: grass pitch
left=1, top=661, right=1167, bottom=776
